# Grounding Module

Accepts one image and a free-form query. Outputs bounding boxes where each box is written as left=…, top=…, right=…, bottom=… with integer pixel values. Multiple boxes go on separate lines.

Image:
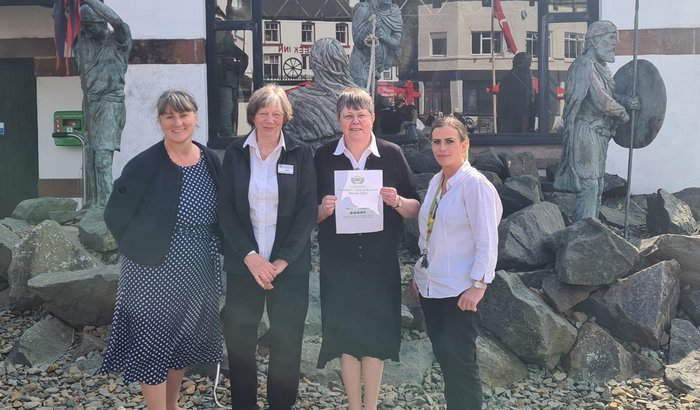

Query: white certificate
left=334, top=170, right=383, bottom=234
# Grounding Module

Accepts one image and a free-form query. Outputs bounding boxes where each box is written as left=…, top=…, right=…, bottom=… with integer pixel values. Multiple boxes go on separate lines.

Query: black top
left=104, top=140, right=221, bottom=266
left=217, top=132, right=317, bottom=276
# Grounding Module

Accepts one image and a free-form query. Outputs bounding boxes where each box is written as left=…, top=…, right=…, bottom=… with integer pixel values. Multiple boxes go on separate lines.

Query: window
left=301, top=22, right=315, bottom=43
left=431, top=32, right=447, bottom=56
left=264, top=21, right=280, bottom=43
left=564, top=32, right=585, bottom=59
left=382, top=69, right=392, bottom=80
left=264, top=54, right=281, bottom=79
left=336, top=23, right=348, bottom=45
left=526, top=31, right=538, bottom=58
left=472, top=32, right=501, bottom=55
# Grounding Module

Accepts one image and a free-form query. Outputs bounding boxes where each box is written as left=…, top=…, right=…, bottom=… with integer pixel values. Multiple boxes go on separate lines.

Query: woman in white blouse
left=413, top=116, right=502, bottom=410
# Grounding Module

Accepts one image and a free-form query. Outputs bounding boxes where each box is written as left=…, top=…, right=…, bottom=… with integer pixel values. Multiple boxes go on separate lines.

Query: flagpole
left=623, top=0, right=640, bottom=240
left=491, top=0, right=498, bottom=133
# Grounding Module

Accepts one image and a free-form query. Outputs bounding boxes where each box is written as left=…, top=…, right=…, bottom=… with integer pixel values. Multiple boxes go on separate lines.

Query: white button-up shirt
left=244, top=130, right=285, bottom=260
left=333, top=133, right=381, bottom=169
left=415, top=160, right=503, bottom=298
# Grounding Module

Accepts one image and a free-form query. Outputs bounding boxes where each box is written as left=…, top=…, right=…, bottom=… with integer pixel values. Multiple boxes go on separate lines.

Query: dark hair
left=336, top=87, right=374, bottom=117
left=156, top=90, right=198, bottom=116
left=246, top=84, right=293, bottom=127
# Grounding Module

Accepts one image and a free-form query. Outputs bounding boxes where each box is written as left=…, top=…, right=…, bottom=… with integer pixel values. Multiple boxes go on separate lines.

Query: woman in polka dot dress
left=101, top=90, right=223, bottom=410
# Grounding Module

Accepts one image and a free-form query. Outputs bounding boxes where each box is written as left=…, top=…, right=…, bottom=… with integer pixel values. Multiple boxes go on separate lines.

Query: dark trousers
left=223, top=271, right=309, bottom=410
left=420, top=295, right=482, bottom=410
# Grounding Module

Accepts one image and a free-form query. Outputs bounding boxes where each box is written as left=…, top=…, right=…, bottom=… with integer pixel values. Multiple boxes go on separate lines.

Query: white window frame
left=264, top=54, right=281, bottom=78
left=336, top=23, right=348, bottom=45
left=301, top=22, right=315, bottom=44
left=564, top=32, right=585, bottom=59
left=472, top=31, right=502, bottom=55
left=264, top=21, right=280, bottom=43
left=431, top=32, right=447, bottom=57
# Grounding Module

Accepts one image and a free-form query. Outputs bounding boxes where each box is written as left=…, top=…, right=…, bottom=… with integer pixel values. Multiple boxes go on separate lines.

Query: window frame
left=301, top=21, right=315, bottom=44
left=430, top=32, right=447, bottom=57
left=263, top=53, right=282, bottom=80
left=564, top=31, right=585, bottom=59
left=264, top=20, right=280, bottom=44
left=471, top=31, right=502, bottom=55
left=335, top=23, right=348, bottom=45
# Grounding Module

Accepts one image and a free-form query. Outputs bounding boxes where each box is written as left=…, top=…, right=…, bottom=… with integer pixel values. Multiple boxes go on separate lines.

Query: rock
left=562, top=322, right=637, bottom=383
left=555, top=218, right=639, bottom=286
left=27, top=264, right=119, bottom=328
left=477, top=333, right=528, bottom=389
left=10, top=198, right=78, bottom=225
left=405, top=148, right=440, bottom=174
left=478, top=170, right=503, bottom=193
left=541, top=274, right=596, bottom=314
left=480, top=271, right=577, bottom=368
left=679, top=286, right=700, bottom=325
left=400, top=304, right=414, bottom=328
left=0, top=217, right=30, bottom=232
left=0, top=224, right=19, bottom=278
left=545, top=192, right=576, bottom=225
left=6, top=315, right=73, bottom=368
left=646, top=189, right=698, bottom=235
left=640, top=234, right=700, bottom=287
left=471, top=148, right=505, bottom=178
left=401, top=285, right=425, bottom=332
left=72, top=333, right=108, bottom=360
left=497, top=202, right=564, bottom=270
left=576, top=260, right=680, bottom=349
left=304, top=271, right=322, bottom=337
left=498, top=151, right=539, bottom=179
left=545, top=163, right=558, bottom=182
left=669, top=319, right=700, bottom=365
left=49, top=209, right=87, bottom=225
left=517, top=268, right=556, bottom=290
left=383, top=338, right=434, bottom=386
left=412, top=173, right=435, bottom=191
left=299, top=338, right=340, bottom=385
left=603, top=174, right=628, bottom=197
left=7, top=220, right=98, bottom=310
left=673, top=187, right=700, bottom=221
left=665, top=350, right=700, bottom=396
left=599, top=206, right=646, bottom=230
left=78, top=209, right=117, bottom=253
left=500, top=175, right=542, bottom=217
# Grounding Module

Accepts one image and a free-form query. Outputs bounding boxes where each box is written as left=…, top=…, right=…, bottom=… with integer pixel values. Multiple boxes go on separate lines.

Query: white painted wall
left=0, top=6, right=53, bottom=39
left=603, top=0, right=700, bottom=194
left=105, top=0, right=205, bottom=40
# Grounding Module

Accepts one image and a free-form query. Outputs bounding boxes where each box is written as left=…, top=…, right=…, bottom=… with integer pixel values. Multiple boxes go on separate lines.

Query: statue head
left=513, top=52, right=532, bottom=71
left=80, top=5, right=109, bottom=41
left=585, top=20, right=618, bottom=63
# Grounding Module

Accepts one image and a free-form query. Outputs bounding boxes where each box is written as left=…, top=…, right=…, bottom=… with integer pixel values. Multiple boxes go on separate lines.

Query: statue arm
left=377, top=13, right=403, bottom=49
left=351, top=4, right=372, bottom=46
left=82, top=0, right=132, bottom=45
left=588, top=71, right=628, bottom=121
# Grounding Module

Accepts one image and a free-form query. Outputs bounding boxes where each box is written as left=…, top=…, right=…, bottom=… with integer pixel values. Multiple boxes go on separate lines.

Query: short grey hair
left=156, top=90, right=198, bottom=116
left=336, top=87, right=374, bottom=117
left=246, top=84, right=293, bottom=127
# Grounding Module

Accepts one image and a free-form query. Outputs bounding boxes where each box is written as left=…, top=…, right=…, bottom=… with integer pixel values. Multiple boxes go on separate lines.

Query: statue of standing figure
left=75, top=0, right=132, bottom=208
left=554, top=20, right=639, bottom=221
left=350, top=0, right=403, bottom=90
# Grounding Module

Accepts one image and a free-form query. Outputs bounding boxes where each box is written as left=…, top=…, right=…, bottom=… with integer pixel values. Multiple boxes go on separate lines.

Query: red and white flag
left=494, top=0, right=518, bottom=53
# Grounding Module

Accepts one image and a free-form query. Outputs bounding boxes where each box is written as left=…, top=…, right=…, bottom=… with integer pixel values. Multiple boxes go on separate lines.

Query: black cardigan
left=218, top=133, right=317, bottom=276
left=104, top=140, right=221, bottom=266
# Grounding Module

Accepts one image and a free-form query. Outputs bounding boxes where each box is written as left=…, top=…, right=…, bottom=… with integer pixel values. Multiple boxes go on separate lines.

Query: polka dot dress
left=100, top=152, right=223, bottom=385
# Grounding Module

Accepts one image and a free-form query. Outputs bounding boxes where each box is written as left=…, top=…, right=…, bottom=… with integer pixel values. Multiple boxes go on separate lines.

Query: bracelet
left=393, top=195, right=402, bottom=209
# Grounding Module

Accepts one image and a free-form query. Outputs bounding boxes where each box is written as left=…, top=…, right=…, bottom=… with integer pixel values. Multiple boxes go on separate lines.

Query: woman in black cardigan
left=218, top=84, right=317, bottom=410
left=101, top=90, right=223, bottom=410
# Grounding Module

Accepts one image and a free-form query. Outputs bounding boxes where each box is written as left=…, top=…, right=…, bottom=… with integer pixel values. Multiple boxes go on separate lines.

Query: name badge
left=278, top=164, right=294, bottom=175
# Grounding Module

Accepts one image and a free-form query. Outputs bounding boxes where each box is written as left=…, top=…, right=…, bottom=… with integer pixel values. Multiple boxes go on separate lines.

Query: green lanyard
left=421, top=175, right=444, bottom=267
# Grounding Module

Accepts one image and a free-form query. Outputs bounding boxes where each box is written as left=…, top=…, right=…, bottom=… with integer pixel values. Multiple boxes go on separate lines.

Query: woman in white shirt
left=414, top=116, right=502, bottom=410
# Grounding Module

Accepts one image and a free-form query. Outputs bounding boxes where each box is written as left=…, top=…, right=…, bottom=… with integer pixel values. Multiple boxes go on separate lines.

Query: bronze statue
left=497, top=52, right=536, bottom=133
left=350, top=0, right=403, bottom=91
left=554, top=21, right=639, bottom=221
left=75, top=0, right=132, bottom=208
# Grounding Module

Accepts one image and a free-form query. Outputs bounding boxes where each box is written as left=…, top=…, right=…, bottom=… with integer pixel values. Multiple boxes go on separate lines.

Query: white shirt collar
left=333, top=133, right=381, bottom=158
left=244, top=129, right=287, bottom=152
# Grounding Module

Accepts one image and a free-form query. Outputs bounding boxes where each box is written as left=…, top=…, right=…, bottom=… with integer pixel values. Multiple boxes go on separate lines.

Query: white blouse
left=244, top=130, right=285, bottom=260
left=415, top=160, right=503, bottom=298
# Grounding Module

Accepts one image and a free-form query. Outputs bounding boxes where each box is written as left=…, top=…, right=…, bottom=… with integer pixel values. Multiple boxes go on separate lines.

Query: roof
left=262, top=0, right=353, bottom=21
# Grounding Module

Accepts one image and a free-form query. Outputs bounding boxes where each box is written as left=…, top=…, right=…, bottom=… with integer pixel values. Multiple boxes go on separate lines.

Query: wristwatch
left=473, top=280, right=488, bottom=290
left=393, top=195, right=403, bottom=209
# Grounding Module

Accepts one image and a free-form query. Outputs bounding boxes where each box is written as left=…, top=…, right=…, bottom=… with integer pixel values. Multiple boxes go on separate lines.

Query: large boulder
left=554, top=218, right=639, bottom=286
left=500, top=175, right=541, bottom=217
left=0, top=217, right=30, bottom=232
left=471, top=148, right=505, bottom=178
left=412, top=173, right=435, bottom=191
left=78, top=208, right=117, bottom=253
left=639, top=234, right=700, bottom=287
left=646, top=189, right=698, bottom=235
left=10, top=197, right=78, bottom=225
left=562, top=322, right=637, bottom=383
left=673, top=187, right=700, bottom=221
left=598, top=206, right=646, bottom=231
left=679, top=286, right=700, bottom=325
left=7, top=220, right=98, bottom=310
left=665, top=350, right=700, bottom=396
left=383, top=338, right=434, bottom=386
left=299, top=338, right=340, bottom=385
left=541, top=274, right=596, bottom=314
left=304, top=271, right=322, bottom=337
left=603, top=173, right=627, bottom=197
left=27, top=264, right=119, bottom=328
left=668, top=318, right=700, bottom=365
left=405, top=147, right=440, bottom=174
left=544, top=192, right=576, bottom=225
left=6, top=315, right=73, bottom=368
left=478, top=170, right=503, bottom=193
left=480, top=270, right=577, bottom=368
left=497, top=202, right=564, bottom=270
left=477, top=333, right=528, bottom=389
left=498, top=151, right=539, bottom=179
left=0, top=224, right=19, bottom=279
left=575, top=260, right=680, bottom=349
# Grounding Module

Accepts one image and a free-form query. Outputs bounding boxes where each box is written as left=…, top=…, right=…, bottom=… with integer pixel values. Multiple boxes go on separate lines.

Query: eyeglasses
left=255, top=111, right=284, bottom=120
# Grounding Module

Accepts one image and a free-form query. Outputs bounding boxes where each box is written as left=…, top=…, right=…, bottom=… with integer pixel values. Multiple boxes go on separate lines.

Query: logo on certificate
left=351, top=175, right=365, bottom=184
